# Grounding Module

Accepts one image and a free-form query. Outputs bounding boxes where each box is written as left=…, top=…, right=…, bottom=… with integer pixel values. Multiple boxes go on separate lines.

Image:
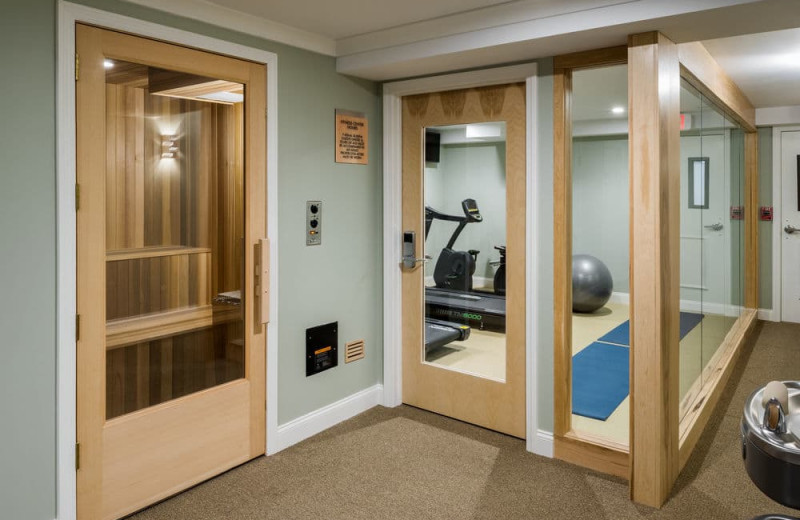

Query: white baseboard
left=758, top=308, right=778, bottom=322
left=530, top=429, right=554, bottom=458
left=274, top=384, right=383, bottom=453
left=608, top=291, right=629, bottom=305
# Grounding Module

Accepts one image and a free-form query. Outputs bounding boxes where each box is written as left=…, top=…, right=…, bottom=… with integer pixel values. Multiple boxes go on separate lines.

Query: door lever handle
left=704, top=223, right=723, bottom=231
left=785, top=225, right=799, bottom=235
left=402, top=254, right=431, bottom=269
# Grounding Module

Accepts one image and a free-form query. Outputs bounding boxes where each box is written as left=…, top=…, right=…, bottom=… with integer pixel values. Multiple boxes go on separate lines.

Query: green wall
left=0, top=2, right=57, bottom=519
left=425, top=142, right=507, bottom=281
left=0, top=1, right=383, bottom=518
left=572, top=136, right=630, bottom=293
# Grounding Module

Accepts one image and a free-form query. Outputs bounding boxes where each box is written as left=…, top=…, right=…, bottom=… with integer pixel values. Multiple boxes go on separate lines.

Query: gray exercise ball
left=572, top=254, right=613, bottom=313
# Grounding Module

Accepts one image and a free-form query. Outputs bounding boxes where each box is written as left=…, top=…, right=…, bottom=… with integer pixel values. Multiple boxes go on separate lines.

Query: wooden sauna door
left=75, top=25, right=267, bottom=520
left=400, top=84, right=526, bottom=438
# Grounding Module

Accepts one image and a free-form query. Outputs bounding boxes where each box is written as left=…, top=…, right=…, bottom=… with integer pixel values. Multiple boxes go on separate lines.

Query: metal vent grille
left=344, top=339, right=365, bottom=363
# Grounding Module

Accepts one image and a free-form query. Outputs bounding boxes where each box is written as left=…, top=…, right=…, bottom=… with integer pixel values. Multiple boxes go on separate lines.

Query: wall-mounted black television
left=425, top=130, right=440, bottom=163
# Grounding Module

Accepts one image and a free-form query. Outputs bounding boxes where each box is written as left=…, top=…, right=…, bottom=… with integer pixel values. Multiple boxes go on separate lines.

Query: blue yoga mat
left=597, top=311, right=704, bottom=346
left=572, top=342, right=630, bottom=421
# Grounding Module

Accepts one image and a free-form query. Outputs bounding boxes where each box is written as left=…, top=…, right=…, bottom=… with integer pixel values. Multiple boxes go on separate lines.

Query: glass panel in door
left=423, top=122, right=507, bottom=382
left=103, top=59, right=245, bottom=419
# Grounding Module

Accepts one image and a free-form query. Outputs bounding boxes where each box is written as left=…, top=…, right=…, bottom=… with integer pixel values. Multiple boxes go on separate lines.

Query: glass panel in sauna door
left=423, top=122, right=507, bottom=382
left=104, top=59, right=245, bottom=419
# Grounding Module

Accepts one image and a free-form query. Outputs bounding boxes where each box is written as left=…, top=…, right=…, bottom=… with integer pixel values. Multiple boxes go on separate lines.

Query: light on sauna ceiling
left=161, top=135, right=178, bottom=159
left=465, top=123, right=504, bottom=140
left=611, top=106, right=626, bottom=115
left=103, top=59, right=114, bottom=69
left=197, top=91, right=244, bottom=103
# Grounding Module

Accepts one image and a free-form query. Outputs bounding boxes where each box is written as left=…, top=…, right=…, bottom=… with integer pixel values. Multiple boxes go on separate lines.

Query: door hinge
left=76, top=314, right=80, bottom=342
left=75, top=53, right=79, bottom=82
left=75, top=443, right=80, bottom=471
left=75, top=184, right=80, bottom=211
left=265, top=108, right=268, bottom=118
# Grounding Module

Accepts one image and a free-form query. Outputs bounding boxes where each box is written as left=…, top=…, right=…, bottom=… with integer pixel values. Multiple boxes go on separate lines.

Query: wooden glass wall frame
left=675, top=40, right=759, bottom=472
left=552, top=44, right=630, bottom=480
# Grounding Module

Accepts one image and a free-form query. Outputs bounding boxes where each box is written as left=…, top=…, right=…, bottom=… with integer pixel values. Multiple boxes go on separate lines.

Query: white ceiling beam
left=337, top=0, right=800, bottom=81
left=123, top=0, right=337, bottom=56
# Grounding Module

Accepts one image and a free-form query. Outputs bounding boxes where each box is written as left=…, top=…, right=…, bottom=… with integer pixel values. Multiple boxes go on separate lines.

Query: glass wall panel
left=423, top=122, right=507, bottom=382
left=679, top=78, right=747, bottom=419
left=569, top=64, right=629, bottom=445
left=679, top=81, right=704, bottom=411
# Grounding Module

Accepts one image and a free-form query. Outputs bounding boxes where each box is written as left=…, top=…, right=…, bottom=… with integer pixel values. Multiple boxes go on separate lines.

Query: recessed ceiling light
left=611, top=106, right=626, bottom=114
left=103, top=59, right=114, bottom=69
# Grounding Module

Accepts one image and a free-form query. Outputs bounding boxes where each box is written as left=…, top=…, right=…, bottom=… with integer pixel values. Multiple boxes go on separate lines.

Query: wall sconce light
left=161, top=135, right=178, bottom=158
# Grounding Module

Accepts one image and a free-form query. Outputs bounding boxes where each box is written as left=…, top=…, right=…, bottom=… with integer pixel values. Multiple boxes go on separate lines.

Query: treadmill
left=425, top=318, right=470, bottom=352
left=424, top=199, right=506, bottom=332
left=426, top=288, right=505, bottom=331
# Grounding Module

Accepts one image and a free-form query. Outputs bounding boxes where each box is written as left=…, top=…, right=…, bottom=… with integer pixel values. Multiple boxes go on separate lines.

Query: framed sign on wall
left=335, top=109, right=368, bottom=165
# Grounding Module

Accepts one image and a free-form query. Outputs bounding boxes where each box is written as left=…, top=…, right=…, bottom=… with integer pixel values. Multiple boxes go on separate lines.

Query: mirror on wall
left=422, top=122, right=508, bottom=382
left=569, top=64, right=630, bottom=446
left=678, top=79, right=745, bottom=419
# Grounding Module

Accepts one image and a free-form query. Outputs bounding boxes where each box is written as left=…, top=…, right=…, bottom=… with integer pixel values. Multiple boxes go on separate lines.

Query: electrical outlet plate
left=307, top=200, right=321, bottom=246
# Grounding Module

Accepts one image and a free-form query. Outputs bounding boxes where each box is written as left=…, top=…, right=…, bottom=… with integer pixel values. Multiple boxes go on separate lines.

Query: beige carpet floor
left=129, top=321, right=800, bottom=520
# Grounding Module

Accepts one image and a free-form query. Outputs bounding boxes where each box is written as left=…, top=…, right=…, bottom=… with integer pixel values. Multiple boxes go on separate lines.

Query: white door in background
left=679, top=132, right=730, bottom=315
left=781, top=131, right=800, bottom=323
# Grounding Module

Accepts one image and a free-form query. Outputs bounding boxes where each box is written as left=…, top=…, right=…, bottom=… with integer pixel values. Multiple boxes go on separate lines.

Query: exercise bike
left=425, top=198, right=506, bottom=331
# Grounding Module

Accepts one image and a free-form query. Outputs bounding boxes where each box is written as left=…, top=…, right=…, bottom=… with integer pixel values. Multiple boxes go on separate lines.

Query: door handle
left=785, top=225, right=800, bottom=235
left=403, top=254, right=432, bottom=269
left=704, top=223, right=723, bottom=231
left=258, top=238, right=269, bottom=324
left=401, top=230, right=431, bottom=269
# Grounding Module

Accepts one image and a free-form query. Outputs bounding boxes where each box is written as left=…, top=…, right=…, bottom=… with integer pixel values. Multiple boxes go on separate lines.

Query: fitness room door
left=400, top=84, right=526, bottom=438
left=780, top=130, right=800, bottom=323
left=76, top=25, right=267, bottom=519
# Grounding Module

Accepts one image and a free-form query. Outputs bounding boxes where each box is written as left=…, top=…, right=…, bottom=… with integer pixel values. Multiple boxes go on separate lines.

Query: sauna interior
left=103, top=60, right=246, bottom=419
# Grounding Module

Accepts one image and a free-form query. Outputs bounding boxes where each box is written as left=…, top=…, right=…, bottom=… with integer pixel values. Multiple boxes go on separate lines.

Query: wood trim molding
left=554, top=433, right=629, bottom=480
left=553, top=45, right=627, bottom=71
left=627, top=31, right=681, bottom=508
left=745, top=132, right=759, bottom=309
left=677, top=42, right=756, bottom=132
left=553, top=66, right=573, bottom=439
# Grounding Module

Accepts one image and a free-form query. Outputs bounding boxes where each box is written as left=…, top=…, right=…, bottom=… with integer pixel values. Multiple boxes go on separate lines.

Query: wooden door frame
left=56, top=3, right=279, bottom=519
left=551, top=45, right=630, bottom=480
left=381, top=63, right=550, bottom=455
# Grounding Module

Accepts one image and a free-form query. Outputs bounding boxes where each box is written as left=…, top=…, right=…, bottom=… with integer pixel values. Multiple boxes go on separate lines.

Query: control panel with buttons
left=306, top=200, right=322, bottom=246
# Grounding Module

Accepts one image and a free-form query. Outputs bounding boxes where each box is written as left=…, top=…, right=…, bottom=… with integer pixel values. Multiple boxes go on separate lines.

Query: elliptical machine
left=426, top=199, right=483, bottom=291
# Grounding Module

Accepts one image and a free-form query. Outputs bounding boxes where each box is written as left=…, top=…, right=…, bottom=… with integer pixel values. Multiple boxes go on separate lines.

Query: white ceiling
left=125, top=0, right=800, bottom=110
left=703, top=27, right=800, bottom=108
left=572, top=65, right=627, bottom=122
left=205, top=0, right=517, bottom=40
